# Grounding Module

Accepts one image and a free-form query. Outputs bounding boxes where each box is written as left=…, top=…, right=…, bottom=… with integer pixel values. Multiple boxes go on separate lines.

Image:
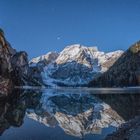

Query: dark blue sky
left=0, top=0, right=140, bottom=59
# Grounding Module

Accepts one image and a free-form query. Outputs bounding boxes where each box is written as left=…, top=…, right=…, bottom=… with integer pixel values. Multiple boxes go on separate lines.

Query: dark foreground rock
left=105, top=116, right=140, bottom=140
left=0, top=28, right=42, bottom=97
left=0, top=28, right=28, bottom=85
left=89, top=41, right=140, bottom=87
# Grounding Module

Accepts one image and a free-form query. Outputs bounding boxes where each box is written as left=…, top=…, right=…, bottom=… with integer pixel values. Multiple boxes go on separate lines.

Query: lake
left=0, top=88, right=140, bottom=140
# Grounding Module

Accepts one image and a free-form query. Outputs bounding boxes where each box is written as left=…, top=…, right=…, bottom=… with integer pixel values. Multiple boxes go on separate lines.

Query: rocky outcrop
left=89, top=41, right=140, bottom=87
left=0, top=77, right=13, bottom=98
left=29, top=52, right=59, bottom=86
left=105, top=116, right=140, bottom=140
left=0, top=29, right=29, bottom=87
left=0, top=28, right=42, bottom=97
left=30, top=44, right=123, bottom=86
left=29, top=52, right=59, bottom=67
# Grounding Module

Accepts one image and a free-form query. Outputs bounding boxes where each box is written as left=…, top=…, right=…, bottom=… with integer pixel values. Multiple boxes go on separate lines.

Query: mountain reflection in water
left=0, top=88, right=140, bottom=140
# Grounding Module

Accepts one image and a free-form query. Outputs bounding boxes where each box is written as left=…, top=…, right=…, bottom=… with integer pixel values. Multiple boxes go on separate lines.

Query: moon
left=57, top=37, right=61, bottom=40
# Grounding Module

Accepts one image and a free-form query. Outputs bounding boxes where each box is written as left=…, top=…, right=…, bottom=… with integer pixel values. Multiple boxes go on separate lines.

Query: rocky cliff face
left=105, top=116, right=140, bottom=140
left=30, top=44, right=123, bottom=86
left=0, top=29, right=29, bottom=91
left=29, top=52, right=59, bottom=86
left=29, top=52, right=59, bottom=67
left=89, top=41, right=140, bottom=87
left=0, top=28, right=41, bottom=97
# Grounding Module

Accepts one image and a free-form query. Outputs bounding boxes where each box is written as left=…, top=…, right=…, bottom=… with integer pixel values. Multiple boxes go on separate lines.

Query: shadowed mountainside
left=89, top=41, right=140, bottom=87
left=0, top=28, right=43, bottom=97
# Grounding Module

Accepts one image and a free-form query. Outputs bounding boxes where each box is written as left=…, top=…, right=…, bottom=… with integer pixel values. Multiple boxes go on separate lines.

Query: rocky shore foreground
left=105, top=116, right=140, bottom=140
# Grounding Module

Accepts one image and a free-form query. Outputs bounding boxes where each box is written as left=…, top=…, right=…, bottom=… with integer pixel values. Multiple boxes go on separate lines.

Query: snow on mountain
left=29, top=52, right=59, bottom=67
left=30, top=44, right=123, bottom=86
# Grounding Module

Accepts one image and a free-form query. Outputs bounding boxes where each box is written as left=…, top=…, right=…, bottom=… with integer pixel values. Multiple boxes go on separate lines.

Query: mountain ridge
left=30, top=44, right=123, bottom=86
left=89, top=41, right=140, bottom=87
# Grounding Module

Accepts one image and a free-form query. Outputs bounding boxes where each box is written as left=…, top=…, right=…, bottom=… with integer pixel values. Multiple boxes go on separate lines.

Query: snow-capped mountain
left=29, top=44, right=123, bottom=86
left=29, top=52, right=59, bottom=67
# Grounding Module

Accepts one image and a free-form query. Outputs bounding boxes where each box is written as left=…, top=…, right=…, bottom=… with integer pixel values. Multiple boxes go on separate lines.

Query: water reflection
left=0, top=89, right=42, bottom=136
left=29, top=92, right=124, bottom=137
left=0, top=88, right=140, bottom=140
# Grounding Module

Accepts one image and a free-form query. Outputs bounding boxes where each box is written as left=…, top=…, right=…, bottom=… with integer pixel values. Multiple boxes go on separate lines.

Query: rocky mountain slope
left=105, top=116, right=140, bottom=140
left=30, top=44, right=123, bottom=86
left=89, top=41, right=140, bottom=87
left=0, top=29, right=28, bottom=92
left=0, top=28, right=41, bottom=97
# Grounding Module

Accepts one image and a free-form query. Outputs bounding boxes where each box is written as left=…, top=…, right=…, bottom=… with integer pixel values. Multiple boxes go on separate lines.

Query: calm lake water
left=0, top=88, right=140, bottom=140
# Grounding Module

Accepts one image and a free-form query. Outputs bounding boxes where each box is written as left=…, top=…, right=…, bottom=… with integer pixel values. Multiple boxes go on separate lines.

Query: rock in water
left=89, top=41, right=140, bottom=87
left=105, top=116, right=140, bottom=140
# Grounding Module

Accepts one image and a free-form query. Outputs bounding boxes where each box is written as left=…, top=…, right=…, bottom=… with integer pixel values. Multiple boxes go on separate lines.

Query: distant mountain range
left=29, top=44, right=123, bottom=86
left=1, top=27, right=139, bottom=88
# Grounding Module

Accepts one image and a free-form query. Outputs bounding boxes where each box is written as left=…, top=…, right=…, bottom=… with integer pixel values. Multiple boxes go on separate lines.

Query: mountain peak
left=0, top=28, right=4, bottom=36
left=30, top=44, right=123, bottom=86
left=29, top=52, right=59, bottom=66
left=64, top=44, right=98, bottom=51
left=130, top=40, right=140, bottom=54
